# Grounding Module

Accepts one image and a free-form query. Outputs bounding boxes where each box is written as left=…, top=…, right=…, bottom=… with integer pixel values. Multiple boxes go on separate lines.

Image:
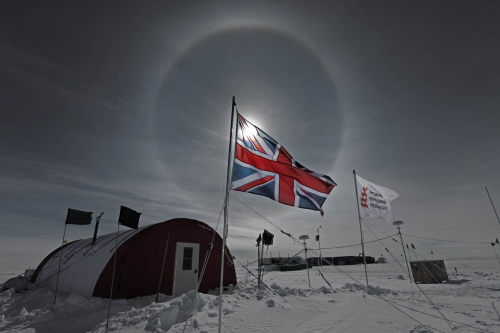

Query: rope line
left=402, top=234, right=490, bottom=244
left=231, top=195, right=498, bottom=333
left=361, top=220, right=455, bottom=329
left=181, top=199, right=226, bottom=333
left=403, top=234, right=472, bottom=268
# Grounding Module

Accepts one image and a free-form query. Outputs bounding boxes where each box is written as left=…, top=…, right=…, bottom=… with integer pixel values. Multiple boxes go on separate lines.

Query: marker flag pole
left=53, top=223, right=67, bottom=306
left=106, top=221, right=120, bottom=329
left=156, top=234, right=170, bottom=303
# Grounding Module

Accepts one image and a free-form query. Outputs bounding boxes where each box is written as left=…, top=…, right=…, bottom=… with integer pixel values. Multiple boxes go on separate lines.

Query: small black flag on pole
left=118, top=206, right=141, bottom=229
left=55, top=208, right=93, bottom=306
left=263, top=230, right=274, bottom=246
left=107, top=205, right=141, bottom=329
left=65, top=208, right=93, bottom=225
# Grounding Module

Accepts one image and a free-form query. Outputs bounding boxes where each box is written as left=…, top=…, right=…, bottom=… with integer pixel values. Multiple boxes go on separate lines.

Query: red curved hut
left=31, top=218, right=237, bottom=299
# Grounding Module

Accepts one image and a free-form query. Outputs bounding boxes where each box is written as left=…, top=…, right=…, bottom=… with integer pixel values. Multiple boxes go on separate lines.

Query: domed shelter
left=377, top=256, right=388, bottom=263
left=30, top=218, right=237, bottom=299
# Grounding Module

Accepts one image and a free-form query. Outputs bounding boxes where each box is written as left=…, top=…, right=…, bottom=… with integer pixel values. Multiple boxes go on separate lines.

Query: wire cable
left=403, top=234, right=472, bottom=268
left=231, top=194, right=496, bottom=332
left=402, top=234, right=490, bottom=244
left=362, top=220, right=455, bottom=329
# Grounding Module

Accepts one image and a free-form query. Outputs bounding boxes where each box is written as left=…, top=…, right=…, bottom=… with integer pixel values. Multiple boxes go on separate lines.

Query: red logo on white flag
left=360, top=186, right=368, bottom=208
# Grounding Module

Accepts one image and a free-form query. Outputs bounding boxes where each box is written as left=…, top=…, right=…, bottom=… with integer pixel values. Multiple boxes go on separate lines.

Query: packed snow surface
left=1, top=258, right=500, bottom=332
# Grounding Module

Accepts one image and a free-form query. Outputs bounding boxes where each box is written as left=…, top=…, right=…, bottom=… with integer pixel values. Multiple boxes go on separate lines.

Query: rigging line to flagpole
left=362, top=220, right=456, bottom=330
left=399, top=234, right=452, bottom=276
left=318, top=234, right=398, bottom=249
left=229, top=194, right=286, bottom=233
left=485, top=186, right=500, bottom=225
left=361, top=218, right=473, bottom=268
left=231, top=195, right=447, bottom=333
left=361, top=221, right=409, bottom=274
left=226, top=230, right=397, bottom=250
left=401, top=234, right=472, bottom=268
left=372, top=218, right=499, bottom=230
left=230, top=193, right=439, bottom=331
left=228, top=195, right=479, bottom=332
left=393, top=302, right=494, bottom=333
left=375, top=223, right=500, bottom=232
left=181, top=200, right=226, bottom=333
left=303, top=248, right=441, bottom=333
left=401, top=234, right=491, bottom=244
left=435, top=245, right=493, bottom=253
left=308, top=246, right=484, bottom=333
left=232, top=256, right=277, bottom=294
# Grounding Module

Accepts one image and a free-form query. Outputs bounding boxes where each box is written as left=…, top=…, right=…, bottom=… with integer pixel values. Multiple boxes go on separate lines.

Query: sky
left=1, top=0, right=500, bottom=272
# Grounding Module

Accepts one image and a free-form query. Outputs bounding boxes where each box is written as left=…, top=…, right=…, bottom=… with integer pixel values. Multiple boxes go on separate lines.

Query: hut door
left=173, top=242, right=200, bottom=297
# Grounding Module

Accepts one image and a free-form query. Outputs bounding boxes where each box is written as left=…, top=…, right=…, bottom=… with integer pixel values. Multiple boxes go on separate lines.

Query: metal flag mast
left=299, top=235, right=311, bottom=287
left=353, top=170, right=369, bottom=291
left=316, top=226, right=323, bottom=273
left=394, top=220, right=412, bottom=282
left=218, top=96, right=236, bottom=333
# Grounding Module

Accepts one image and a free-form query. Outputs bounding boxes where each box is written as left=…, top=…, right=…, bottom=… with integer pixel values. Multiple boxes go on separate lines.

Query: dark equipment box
left=410, top=260, right=449, bottom=283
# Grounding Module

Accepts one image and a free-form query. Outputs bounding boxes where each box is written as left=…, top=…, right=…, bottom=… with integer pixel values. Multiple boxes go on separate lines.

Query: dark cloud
left=1, top=0, right=499, bottom=270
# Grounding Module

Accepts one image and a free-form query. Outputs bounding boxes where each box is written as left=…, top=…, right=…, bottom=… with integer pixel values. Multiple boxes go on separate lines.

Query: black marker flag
left=107, top=205, right=141, bottom=329
left=118, top=206, right=141, bottom=229
left=65, top=208, right=93, bottom=225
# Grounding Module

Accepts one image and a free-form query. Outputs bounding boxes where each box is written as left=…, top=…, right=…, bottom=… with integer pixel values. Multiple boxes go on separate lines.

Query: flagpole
left=353, top=170, right=369, bottom=292
left=317, top=226, right=323, bottom=273
left=396, top=224, right=412, bottom=282
left=106, top=221, right=120, bottom=329
left=263, top=242, right=266, bottom=283
left=303, top=239, right=311, bottom=288
left=54, top=222, right=67, bottom=306
left=218, top=96, right=236, bottom=333
left=258, top=234, right=261, bottom=289
left=156, top=234, right=170, bottom=303
left=485, top=186, right=500, bottom=225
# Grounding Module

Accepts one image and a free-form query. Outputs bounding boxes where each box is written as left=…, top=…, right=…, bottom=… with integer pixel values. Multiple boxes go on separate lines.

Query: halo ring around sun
left=152, top=26, right=344, bottom=176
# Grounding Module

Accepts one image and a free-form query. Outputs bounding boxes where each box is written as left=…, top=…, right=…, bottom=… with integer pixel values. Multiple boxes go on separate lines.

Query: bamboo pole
left=54, top=223, right=67, bottom=306
left=257, top=241, right=261, bottom=288
left=260, top=241, right=264, bottom=284
left=156, top=234, right=170, bottom=303
left=106, top=221, right=120, bottom=329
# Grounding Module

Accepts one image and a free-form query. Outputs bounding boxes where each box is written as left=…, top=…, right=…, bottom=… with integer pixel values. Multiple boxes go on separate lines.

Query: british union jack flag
left=232, top=113, right=336, bottom=215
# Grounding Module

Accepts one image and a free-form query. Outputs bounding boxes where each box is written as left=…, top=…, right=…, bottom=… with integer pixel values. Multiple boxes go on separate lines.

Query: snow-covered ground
left=1, top=258, right=500, bottom=333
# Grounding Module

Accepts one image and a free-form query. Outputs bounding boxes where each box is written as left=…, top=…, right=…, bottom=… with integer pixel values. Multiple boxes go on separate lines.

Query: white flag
left=356, top=175, right=399, bottom=223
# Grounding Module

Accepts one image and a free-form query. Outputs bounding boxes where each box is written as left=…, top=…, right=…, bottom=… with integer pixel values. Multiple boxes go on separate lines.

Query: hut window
left=182, top=248, right=193, bottom=270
